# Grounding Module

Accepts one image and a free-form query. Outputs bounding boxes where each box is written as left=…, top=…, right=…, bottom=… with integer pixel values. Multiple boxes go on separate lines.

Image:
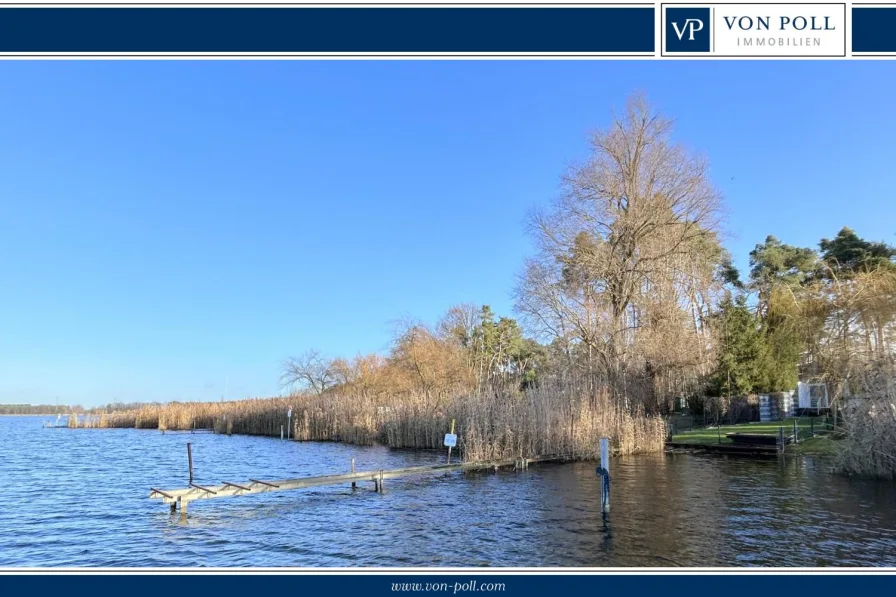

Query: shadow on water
left=1, top=416, right=894, bottom=566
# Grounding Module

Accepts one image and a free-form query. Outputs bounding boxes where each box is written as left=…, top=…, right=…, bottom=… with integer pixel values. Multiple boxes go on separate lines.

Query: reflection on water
left=0, top=416, right=894, bottom=567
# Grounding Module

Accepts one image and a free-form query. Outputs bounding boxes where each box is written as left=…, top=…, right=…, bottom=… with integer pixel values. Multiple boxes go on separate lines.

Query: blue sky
left=1, top=61, right=894, bottom=406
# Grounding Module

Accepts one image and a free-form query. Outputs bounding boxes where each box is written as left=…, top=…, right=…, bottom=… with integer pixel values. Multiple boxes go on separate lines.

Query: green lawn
left=671, top=416, right=829, bottom=446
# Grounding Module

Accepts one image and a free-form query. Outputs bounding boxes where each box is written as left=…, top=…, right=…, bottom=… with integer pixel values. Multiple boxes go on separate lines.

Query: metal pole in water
left=778, top=426, right=784, bottom=454
left=793, top=418, right=799, bottom=445
left=187, top=442, right=194, bottom=483
left=351, top=458, right=356, bottom=489
left=599, top=437, right=610, bottom=515
left=281, top=425, right=284, bottom=440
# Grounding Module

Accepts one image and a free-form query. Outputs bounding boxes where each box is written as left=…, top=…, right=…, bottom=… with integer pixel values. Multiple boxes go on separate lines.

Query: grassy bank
left=670, top=416, right=836, bottom=455
left=87, top=386, right=667, bottom=461
left=670, top=417, right=823, bottom=445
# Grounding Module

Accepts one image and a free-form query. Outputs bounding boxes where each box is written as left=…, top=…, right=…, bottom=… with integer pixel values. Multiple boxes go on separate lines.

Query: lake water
left=1, top=415, right=894, bottom=567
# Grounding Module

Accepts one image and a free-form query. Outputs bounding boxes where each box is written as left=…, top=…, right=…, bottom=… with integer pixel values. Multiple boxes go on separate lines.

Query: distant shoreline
left=0, top=413, right=78, bottom=417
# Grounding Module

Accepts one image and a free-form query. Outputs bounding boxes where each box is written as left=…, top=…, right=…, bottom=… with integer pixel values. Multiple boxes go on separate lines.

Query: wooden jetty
left=150, top=455, right=559, bottom=513
left=665, top=442, right=779, bottom=456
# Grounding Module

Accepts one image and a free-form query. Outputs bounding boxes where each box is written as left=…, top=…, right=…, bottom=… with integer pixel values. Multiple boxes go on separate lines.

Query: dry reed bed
left=447, top=387, right=666, bottom=461
left=831, top=368, right=896, bottom=480
left=93, top=387, right=667, bottom=460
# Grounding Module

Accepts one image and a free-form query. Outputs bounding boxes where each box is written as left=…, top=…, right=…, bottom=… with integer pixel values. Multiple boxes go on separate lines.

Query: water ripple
left=1, top=416, right=895, bottom=566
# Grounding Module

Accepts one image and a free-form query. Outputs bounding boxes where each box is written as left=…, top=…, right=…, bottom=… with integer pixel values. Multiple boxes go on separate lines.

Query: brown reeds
left=94, top=384, right=666, bottom=460
left=830, top=362, right=896, bottom=479
left=397, top=384, right=667, bottom=461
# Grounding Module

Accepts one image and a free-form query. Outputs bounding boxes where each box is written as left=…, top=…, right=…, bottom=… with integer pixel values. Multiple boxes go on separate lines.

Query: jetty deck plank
left=149, top=455, right=559, bottom=511
left=666, top=442, right=779, bottom=454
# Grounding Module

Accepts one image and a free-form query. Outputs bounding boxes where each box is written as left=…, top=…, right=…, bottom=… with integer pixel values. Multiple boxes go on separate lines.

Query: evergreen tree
left=748, top=235, right=818, bottom=315
left=819, top=226, right=896, bottom=278
left=709, top=295, right=766, bottom=396
left=744, top=235, right=817, bottom=392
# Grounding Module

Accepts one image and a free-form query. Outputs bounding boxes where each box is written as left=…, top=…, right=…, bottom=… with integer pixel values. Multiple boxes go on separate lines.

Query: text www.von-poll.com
left=391, top=581, right=506, bottom=593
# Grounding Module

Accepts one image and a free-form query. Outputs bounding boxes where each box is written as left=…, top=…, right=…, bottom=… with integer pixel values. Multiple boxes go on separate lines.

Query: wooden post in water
left=187, top=442, right=194, bottom=483
left=810, top=417, right=815, bottom=437
left=373, top=470, right=382, bottom=493
left=778, top=426, right=784, bottom=454
left=281, top=425, right=284, bottom=440
left=793, top=419, right=799, bottom=445
left=599, top=437, right=610, bottom=515
left=351, top=458, right=356, bottom=489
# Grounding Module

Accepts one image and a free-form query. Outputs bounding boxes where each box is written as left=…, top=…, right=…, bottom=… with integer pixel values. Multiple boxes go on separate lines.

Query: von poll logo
left=663, top=4, right=846, bottom=57
left=666, top=7, right=711, bottom=52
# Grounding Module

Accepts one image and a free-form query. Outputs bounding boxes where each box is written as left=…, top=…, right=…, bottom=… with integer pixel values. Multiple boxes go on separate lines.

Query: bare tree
left=437, top=303, right=481, bottom=348
left=515, top=93, right=725, bottom=406
left=280, top=349, right=335, bottom=396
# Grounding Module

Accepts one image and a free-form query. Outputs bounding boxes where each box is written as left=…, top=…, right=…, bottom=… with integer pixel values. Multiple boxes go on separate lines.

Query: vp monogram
left=672, top=18, right=705, bottom=41
left=665, top=7, right=710, bottom=52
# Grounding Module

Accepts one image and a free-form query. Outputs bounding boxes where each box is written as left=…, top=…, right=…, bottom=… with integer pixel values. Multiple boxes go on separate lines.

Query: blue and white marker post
left=444, top=419, right=457, bottom=464
left=598, top=437, right=610, bottom=519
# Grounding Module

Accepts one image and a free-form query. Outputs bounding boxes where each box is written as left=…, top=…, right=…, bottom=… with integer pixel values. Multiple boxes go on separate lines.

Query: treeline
left=89, top=401, right=164, bottom=414
left=283, top=98, right=895, bottom=416
left=284, top=99, right=726, bottom=410
left=0, top=404, right=84, bottom=415
left=279, top=305, right=550, bottom=408
left=279, top=227, right=895, bottom=417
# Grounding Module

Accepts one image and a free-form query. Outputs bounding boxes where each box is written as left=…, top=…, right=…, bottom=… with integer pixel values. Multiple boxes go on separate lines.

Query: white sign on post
left=443, top=433, right=457, bottom=448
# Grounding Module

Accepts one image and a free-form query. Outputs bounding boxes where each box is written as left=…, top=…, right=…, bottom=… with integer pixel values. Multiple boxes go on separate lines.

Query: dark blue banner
left=0, top=6, right=655, bottom=54
left=0, top=574, right=895, bottom=595
left=853, top=6, right=896, bottom=53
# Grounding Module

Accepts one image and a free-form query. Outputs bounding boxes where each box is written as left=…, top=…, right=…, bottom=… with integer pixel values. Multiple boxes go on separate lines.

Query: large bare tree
left=516, top=94, right=725, bottom=406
